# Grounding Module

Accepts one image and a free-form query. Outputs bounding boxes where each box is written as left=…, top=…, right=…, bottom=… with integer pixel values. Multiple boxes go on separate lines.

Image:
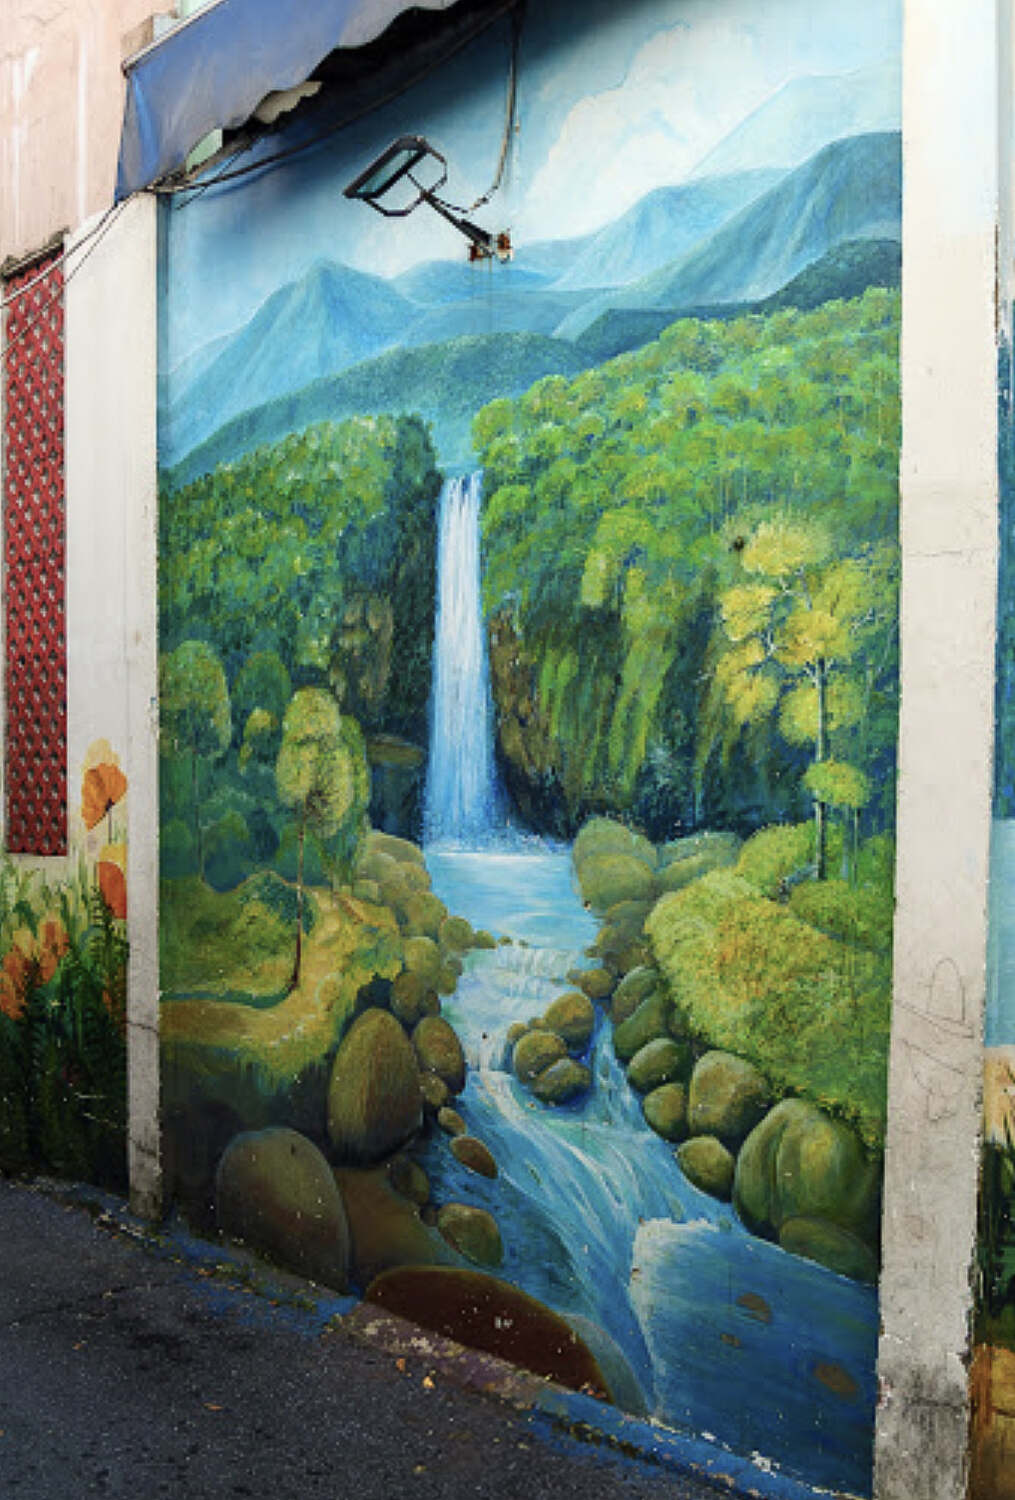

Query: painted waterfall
left=425, top=474, right=500, bottom=844
left=157, top=0, right=901, bottom=1492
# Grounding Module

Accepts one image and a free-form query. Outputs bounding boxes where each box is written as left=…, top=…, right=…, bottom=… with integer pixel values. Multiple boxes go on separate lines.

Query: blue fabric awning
left=116, top=0, right=464, bottom=198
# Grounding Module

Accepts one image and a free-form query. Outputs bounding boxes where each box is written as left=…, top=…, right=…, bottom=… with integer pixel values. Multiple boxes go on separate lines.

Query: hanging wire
left=155, top=0, right=524, bottom=206
left=0, top=201, right=123, bottom=309
left=1, top=200, right=130, bottom=364
left=430, top=0, right=523, bottom=217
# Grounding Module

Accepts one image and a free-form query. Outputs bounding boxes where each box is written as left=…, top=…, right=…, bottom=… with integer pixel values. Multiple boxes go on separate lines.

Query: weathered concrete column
left=65, top=192, right=161, bottom=1219
left=874, top=2, right=1004, bottom=1495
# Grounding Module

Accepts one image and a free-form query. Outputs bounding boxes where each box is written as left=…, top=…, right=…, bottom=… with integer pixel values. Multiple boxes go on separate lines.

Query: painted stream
left=420, top=474, right=879, bottom=1496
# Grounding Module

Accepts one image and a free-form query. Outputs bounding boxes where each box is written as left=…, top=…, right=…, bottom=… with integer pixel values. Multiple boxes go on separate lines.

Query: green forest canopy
left=473, top=288, right=900, bottom=840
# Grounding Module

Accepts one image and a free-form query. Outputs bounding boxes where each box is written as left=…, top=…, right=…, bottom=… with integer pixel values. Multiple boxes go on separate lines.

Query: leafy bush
left=646, top=867, right=890, bottom=1147
left=735, top=823, right=815, bottom=897
left=0, top=879, right=127, bottom=1187
left=790, top=877, right=894, bottom=953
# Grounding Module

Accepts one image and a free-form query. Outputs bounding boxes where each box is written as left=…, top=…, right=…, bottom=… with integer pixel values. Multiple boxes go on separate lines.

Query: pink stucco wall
left=1, top=0, right=166, bottom=262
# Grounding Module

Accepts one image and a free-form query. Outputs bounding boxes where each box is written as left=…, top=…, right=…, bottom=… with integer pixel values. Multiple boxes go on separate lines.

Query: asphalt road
left=0, top=1179, right=731, bottom=1500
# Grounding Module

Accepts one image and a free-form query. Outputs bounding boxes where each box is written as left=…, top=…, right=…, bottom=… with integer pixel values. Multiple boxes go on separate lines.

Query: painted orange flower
left=82, top=762, right=128, bottom=832
left=0, top=921, right=67, bottom=1018
left=38, top=918, right=69, bottom=982
left=97, top=843, right=127, bottom=920
left=0, top=944, right=30, bottom=1019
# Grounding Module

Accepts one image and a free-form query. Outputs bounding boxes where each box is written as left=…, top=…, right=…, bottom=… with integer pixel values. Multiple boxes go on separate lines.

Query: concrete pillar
left=874, top=2, right=1004, bottom=1495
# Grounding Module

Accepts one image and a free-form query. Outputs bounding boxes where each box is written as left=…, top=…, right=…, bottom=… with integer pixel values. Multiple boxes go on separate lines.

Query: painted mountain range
left=162, top=126, right=901, bottom=480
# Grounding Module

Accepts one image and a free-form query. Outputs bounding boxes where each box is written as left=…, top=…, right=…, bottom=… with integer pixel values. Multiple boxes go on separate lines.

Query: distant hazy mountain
left=392, top=258, right=553, bottom=304
left=164, top=260, right=417, bottom=461
left=557, top=131, right=901, bottom=340
left=693, top=58, right=900, bottom=179
left=402, top=287, right=597, bottom=347
left=573, top=238, right=901, bottom=365
left=167, top=332, right=589, bottom=486
left=551, top=168, right=784, bottom=291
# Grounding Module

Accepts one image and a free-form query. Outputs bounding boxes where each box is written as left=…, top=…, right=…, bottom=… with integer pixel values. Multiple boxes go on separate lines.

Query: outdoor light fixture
left=344, top=135, right=512, bottom=262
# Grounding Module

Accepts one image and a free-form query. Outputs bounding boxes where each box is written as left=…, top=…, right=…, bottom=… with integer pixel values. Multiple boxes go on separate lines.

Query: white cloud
left=515, top=20, right=777, bottom=240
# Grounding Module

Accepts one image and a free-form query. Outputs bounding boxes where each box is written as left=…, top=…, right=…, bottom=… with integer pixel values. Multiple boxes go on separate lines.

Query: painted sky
left=163, top=0, right=900, bottom=367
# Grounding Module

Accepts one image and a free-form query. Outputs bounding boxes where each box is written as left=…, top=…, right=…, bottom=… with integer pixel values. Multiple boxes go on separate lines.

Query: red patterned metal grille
left=2, top=253, right=67, bottom=855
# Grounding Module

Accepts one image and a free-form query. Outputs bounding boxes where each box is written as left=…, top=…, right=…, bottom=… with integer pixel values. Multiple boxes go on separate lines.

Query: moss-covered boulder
left=436, top=1203, right=503, bottom=1266
left=387, top=1154, right=430, bottom=1206
left=404, top=892, right=447, bottom=940
left=574, top=967, right=614, bottom=1002
left=473, top=929, right=497, bottom=950
left=688, top=1051, right=771, bottom=1145
left=389, top=969, right=428, bottom=1029
left=403, top=935, right=442, bottom=987
left=603, top=898, right=654, bottom=937
left=642, top=1082, right=688, bottom=1141
left=451, top=1136, right=498, bottom=1179
left=506, top=1022, right=528, bottom=1045
left=656, top=852, right=719, bottom=894
left=778, top=1216, right=879, bottom=1283
left=365, top=1267, right=610, bottom=1395
left=215, top=1128, right=351, bottom=1290
left=613, top=991, right=669, bottom=1062
left=577, top=854, right=657, bottom=914
left=419, top=1070, right=450, bottom=1113
left=513, top=1028, right=568, bottom=1083
left=531, top=1059, right=592, bottom=1104
left=574, top=818, right=657, bottom=870
left=363, top=831, right=427, bottom=868
left=627, top=1037, right=692, bottom=1093
left=611, top=966, right=659, bottom=1024
left=436, top=960, right=462, bottom=997
left=412, top=1015, right=466, bottom=1096
left=542, top=991, right=595, bottom=1052
left=439, top=914, right=474, bottom=951
left=327, top=1008, right=422, bottom=1165
left=734, top=1098, right=881, bottom=1246
left=437, top=1105, right=466, bottom=1136
left=334, top=1164, right=457, bottom=1284
left=677, top=1135, right=735, bottom=1200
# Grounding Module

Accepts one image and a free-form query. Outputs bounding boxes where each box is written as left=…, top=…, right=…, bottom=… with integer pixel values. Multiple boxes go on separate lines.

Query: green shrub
left=790, top=878, right=894, bottom=953
left=735, top=823, right=815, bottom=897
left=646, top=868, right=890, bottom=1148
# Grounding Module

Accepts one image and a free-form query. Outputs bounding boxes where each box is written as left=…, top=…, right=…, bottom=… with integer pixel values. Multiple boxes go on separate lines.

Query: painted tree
left=159, top=640, right=231, bottom=877
left=702, top=516, right=876, bottom=879
left=275, top=689, right=365, bottom=987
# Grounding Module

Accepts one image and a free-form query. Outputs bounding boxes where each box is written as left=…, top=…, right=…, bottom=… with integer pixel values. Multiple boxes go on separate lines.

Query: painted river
left=419, top=473, right=880, bottom=1496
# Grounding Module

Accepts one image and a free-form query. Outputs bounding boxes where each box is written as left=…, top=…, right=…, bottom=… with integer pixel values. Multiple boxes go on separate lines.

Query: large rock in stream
left=687, top=1051, right=771, bottom=1145
left=365, top=1266, right=612, bottom=1397
left=327, top=1008, right=422, bottom=1164
left=733, top=1098, right=882, bottom=1276
left=216, top=1128, right=351, bottom=1290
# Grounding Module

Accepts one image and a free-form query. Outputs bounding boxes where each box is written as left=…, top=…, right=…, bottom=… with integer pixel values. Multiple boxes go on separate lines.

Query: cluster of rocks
left=214, top=831, right=507, bottom=1294
left=353, top=830, right=496, bottom=1002
left=507, top=988, right=596, bottom=1104
left=571, top=817, right=882, bottom=1284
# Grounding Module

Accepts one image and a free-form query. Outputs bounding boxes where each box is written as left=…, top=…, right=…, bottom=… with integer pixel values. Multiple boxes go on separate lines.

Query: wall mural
left=0, top=740, right=128, bottom=1186
left=972, top=340, right=1015, bottom=1496
left=158, top=0, right=900, bottom=1491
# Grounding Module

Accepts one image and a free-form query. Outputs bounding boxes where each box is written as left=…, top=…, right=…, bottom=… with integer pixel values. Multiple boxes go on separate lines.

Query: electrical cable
left=1, top=199, right=130, bottom=364
left=0, top=200, right=123, bottom=309
left=432, top=0, right=522, bottom=216
left=154, top=0, right=524, bottom=205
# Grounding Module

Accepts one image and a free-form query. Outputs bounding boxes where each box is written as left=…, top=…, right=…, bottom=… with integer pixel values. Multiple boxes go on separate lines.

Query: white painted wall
left=874, top=2, right=1003, bottom=1495
left=64, top=194, right=160, bottom=1216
